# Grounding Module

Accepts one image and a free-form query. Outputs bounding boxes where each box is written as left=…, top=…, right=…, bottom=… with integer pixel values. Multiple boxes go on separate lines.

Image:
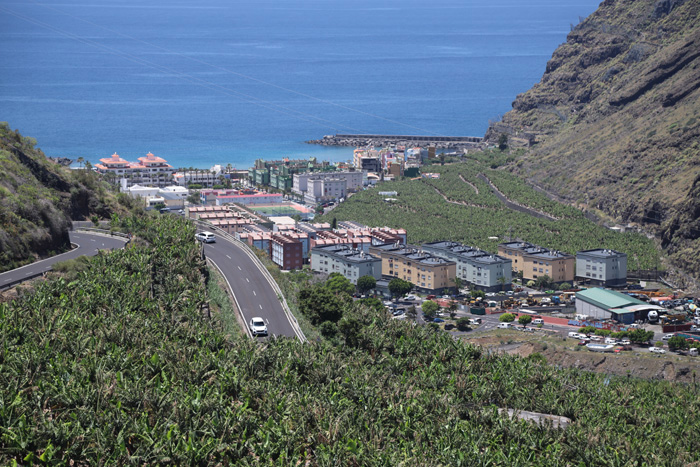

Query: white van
left=532, top=318, right=544, bottom=325
left=497, top=322, right=511, bottom=329
left=195, top=231, right=216, bottom=243
left=568, top=331, right=579, bottom=338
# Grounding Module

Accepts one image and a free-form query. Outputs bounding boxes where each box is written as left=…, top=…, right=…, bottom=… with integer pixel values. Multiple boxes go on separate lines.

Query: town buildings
left=248, top=158, right=331, bottom=191
left=96, top=152, right=173, bottom=188
left=575, top=249, right=628, bottom=287
left=498, top=241, right=575, bottom=284
left=370, top=244, right=456, bottom=294
left=421, top=241, right=512, bottom=292
left=292, top=171, right=363, bottom=205
left=125, top=184, right=187, bottom=210
left=310, top=244, right=382, bottom=284
left=270, top=234, right=304, bottom=270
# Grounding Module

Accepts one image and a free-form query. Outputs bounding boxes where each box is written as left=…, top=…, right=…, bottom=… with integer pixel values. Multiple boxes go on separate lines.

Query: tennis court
left=252, top=202, right=313, bottom=217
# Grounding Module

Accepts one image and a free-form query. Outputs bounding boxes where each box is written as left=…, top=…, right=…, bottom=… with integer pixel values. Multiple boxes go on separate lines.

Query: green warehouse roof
left=576, top=288, right=646, bottom=311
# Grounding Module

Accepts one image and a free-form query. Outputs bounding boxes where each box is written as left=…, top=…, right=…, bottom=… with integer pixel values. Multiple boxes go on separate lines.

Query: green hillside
left=484, top=0, right=700, bottom=281
left=319, top=160, right=660, bottom=270
left=0, top=123, right=127, bottom=272
left=1, top=213, right=698, bottom=465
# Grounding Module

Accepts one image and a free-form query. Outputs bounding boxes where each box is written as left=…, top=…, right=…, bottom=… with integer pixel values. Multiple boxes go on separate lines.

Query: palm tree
left=77, top=156, right=84, bottom=169
left=498, top=275, right=507, bottom=292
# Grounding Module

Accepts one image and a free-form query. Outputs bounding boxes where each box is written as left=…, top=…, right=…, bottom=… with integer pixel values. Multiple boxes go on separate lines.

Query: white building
left=576, top=249, right=627, bottom=287
left=422, top=241, right=512, bottom=292
left=311, top=244, right=382, bottom=284
left=172, top=166, right=223, bottom=188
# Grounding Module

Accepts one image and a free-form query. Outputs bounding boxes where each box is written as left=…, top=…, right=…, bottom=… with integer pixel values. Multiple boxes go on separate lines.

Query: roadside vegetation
left=319, top=160, right=660, bottom=270
left=2, top=214, right=699, bottom=464
left=0, top=123, right=136, bottom=273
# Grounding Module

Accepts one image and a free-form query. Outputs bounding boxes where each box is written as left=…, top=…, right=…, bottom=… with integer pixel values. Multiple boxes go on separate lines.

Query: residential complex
left=96, top=152, right=173, bottom=188
left=310, top=244, right=382, bottom=284
left=292, top=171, right=363, bottom=204
left=575, top=249, right=628, bottom=287
left=498, top=241, right=575, bottom=284
left=248, top=158, right=332, bottom=191
left=422, top=241, right=512, bottom=292
left=371, top=244, right=456, bottom=294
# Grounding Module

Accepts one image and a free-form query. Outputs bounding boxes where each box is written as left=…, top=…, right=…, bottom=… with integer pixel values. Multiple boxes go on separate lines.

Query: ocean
left=0, top=0, right=600, bottom=169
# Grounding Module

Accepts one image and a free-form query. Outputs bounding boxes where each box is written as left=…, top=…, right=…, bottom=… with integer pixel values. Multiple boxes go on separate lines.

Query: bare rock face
left=484, top=0, right=700, bottom=280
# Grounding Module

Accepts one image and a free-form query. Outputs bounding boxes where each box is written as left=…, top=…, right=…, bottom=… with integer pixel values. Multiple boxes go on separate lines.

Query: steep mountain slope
left=0, top=123, right=117, bottom=271
left=486, top=0, right=700, bottom=280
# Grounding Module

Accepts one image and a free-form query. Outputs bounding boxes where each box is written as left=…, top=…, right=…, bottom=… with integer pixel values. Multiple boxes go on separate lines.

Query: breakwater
left=307, top=133, right=483, bottom=149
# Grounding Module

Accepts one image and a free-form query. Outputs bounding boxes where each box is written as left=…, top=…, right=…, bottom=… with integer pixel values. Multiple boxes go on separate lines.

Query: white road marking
left=253, top=290, right=256, bottom=296
left=226, top=255, right=231, bottom=259
left=265, top=319, right=269, bottom=325
left=259, top=304, right=263, bottom=309
left=25, top=272, right=34, bottom=276
left=238, top=266, right=242, bottom=270
left=246, top=278, right=249, bottom=282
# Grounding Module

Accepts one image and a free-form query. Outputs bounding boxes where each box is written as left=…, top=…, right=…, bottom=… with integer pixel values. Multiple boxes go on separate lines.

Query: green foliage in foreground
left=1, top=215, right=699, bottom=465
left=319, top=161, right=660, bottom=270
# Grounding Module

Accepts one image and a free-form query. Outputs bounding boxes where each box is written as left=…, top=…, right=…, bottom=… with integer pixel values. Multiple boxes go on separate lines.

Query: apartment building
left=422, top=241, right=512, bottom=292
left=498, top=241, right=575, bottom=284
left=576, top=249, right=627, bottom=287
left=96, top=152, right=173, bottom=188
left=270, top=234, right=303, bottom=270
left=372, top=244, right=456, bottom=294
left=292, top=171, right=363, bottom=204
left=310, top=244, right=381, bottom=284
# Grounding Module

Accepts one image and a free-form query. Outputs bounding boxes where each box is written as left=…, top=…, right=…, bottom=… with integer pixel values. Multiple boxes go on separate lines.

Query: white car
left=485, top=292, right=497, bottom=297
left=662, top=333, right=674, bottom=341
left=249, top=317, right=268, bottom=336
left=195, top=231, right=216, bottom=243
left=404, top=294, right=417, bottom=301
left=620, top=339, right=631, bottom=345
left=649, top=347, right=666, bottom=354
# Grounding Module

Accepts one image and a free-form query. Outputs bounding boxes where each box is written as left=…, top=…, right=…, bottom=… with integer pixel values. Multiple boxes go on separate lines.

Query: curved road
left=0, top=231, right=128, bottom=289
left=201, top=236, right=300, bottom=340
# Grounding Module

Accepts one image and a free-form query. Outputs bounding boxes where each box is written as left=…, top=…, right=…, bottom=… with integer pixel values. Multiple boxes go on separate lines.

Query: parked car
left=159, top=207, right=171, bottom=213
left=195, top=231, right=216, bottom=243
left=662, top=333, right=675, bottom=341
left=433, top=318, right=445, bottom=323
left=404, top=294, right=417, bottom=301
left=578, top=340, right=587, bottom=346
left=532, top=318, right=544, bottom=325
left=497, top=322, right=511, bottom=329
left=649, top=347, right=666, bottom=354
left=620, top=339, right=631, bottom=346
left=249, top=317, right=268, bottom=337
left=485, top=292, right=497, bottom=297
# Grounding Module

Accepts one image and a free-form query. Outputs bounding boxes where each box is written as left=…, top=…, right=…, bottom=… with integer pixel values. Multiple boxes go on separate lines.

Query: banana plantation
left=319, top=161, right=660, bottom=270
left=1, top=214, right=696, bottom=465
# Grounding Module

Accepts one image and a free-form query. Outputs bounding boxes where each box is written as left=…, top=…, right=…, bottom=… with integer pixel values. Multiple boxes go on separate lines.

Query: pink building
left=95, top=152, right=173, bottom=188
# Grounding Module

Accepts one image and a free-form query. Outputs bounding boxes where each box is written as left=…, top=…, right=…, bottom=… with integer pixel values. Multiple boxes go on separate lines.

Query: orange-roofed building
left=95, top=151, right=173, bottom=188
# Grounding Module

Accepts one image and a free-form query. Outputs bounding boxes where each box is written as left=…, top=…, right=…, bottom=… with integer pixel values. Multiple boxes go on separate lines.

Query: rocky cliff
left=0, top=123, right=116, bottom=272
left=487, top=0, right=700, bottom=281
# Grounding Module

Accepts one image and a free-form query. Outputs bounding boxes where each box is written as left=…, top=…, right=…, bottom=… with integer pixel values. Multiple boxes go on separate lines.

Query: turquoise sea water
left=0, top=0, right=599, bottom=169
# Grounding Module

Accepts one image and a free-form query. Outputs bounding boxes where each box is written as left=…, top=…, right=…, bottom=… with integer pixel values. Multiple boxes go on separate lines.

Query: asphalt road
left=0, top=231, right=128, bottom=289
left=201, top=236, right=300, bottom=340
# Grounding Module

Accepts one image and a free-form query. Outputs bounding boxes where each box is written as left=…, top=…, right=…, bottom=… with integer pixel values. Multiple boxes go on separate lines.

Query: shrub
left=456, top=317, right=471, bottom=331
left=500, top=313, right=515, bottom=323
